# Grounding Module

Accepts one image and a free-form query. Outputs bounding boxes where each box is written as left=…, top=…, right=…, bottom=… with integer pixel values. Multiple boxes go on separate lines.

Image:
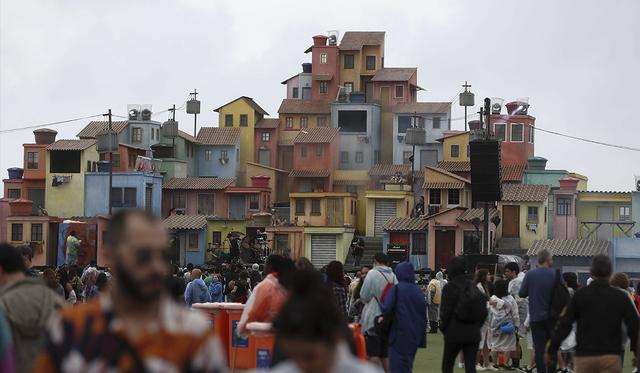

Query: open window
left=338, top=110, right=367, bottom=133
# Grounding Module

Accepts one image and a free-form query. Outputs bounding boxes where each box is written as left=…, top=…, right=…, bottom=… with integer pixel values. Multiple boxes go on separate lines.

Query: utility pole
left=107, top=109, right=113, bottom=215
left=168, top=104, right=176, bottom=157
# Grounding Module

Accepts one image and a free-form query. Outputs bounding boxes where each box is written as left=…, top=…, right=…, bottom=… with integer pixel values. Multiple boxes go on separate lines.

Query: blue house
left=162, top=214, right=208, bottom=266
left=84, top=171, right=163, bottom=217
left=331, top=102, right=381, bottom=170
left=195, top=127, right=241, bottom=179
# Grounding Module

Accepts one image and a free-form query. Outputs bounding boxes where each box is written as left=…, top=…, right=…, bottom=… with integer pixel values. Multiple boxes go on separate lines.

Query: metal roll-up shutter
left=374, top=200, right=397, bottom=237
left=310, top=235, right=336, bottom=268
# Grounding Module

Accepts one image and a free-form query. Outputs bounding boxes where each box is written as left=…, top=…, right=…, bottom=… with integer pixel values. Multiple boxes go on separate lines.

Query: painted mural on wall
left=57, top=220, right=97, bottom=267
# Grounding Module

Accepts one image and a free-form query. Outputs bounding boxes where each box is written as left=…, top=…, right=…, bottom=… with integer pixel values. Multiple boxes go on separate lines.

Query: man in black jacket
left=546, top=255, right=639, bottom=372
left=440, top=256, right=483, bottom=373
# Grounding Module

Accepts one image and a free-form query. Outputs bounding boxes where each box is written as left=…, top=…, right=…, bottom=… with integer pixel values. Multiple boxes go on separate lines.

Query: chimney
left=312, top=35, right=328, bottom=47
left=527, top=156, right=548, bottom=171
left=33, top=128, right=58, bottom=145
left=251, top=175, right=270, bottom=188
left=558, top=177, right=579, bottom=191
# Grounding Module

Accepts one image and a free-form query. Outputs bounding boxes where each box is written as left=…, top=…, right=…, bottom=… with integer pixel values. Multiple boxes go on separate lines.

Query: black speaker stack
left=469, top=139, right=502, bottom=202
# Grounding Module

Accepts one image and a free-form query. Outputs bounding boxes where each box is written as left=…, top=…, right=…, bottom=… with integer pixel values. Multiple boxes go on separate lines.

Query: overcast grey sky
left=1, top=0, right=639, bottom=191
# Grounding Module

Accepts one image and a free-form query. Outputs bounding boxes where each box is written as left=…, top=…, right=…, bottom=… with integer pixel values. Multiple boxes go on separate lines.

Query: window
left=240, top=114, right=248, bottom=127
left=111, top=187, right=136, bottom=207
left=131, top=128, right=143, bottom=143
left=346, top=185, right=358, bottom=194
left=494, top=123, right=506, bottom=141
left=338, top=110, right=367, bottom=132
left=528, top=206, right=539, bottom=223
left=557, top=198, right=571, bottom=216
left=249, top=194, right=260, bottom=210
left=261, top=132, right=270, bottom=142
left=451, top=144, right=460, bottom=158
left=316, top=145, right=323, bottom=157
left=128, top=153, right=137, bottom=168
left=285, top=117, right=293, bottom=129
left=7, top=189, right=20, bottom=199
left=395, top=85, right=404, bottom=98
left=319, top=81, right=328, bottom=94
left=300, top=117, right=308, bottom=128
left=432, top=117, right=441, bottom=129
left=31, top=223, right=43, bottom=242
left=188, top=232, right=199, bottom=250
left=295, top=199, right=305, bottom=215
left=340, top=151, right=349, bottom=163
left=50, top=150, right=81, bottom=173
left=344, top=54, right=354, bottom=69
left=528, top=125, right=535, bottom=143
left=301, top=145, right=307, bottom=157
left=511, top=123, right=524, bottom=142
left=344, top=82, right=354, bottom=94
left=224, top=114, right=233, bottom=127
left=620, top=206, right=631, bottom=221
left=412, top=233, right=427, bottom=255
left=292, top=87, right=299, bottom=99
left=311, top=199, right=321, bottom=215
left=355, top=151, right=364, bottom=163
left=11, top=224, right=23, bottom=241
left=204, top=150, right=213, bottom=161
left=27, top=152, right=39, bottom=169
left=197, top=194, right=215, bottom=215
left=317, top=116, right=327, bottom=127
left=220, top=150, right=228, bottom=160
left=429, top=189, right=441, bottom=205
left=172, top=191, right=186, bottom=210
left=403, top=151, right=413, bottom=164
left=366, top=56, right=376, bottom=70
left=212, top=231, right=222, bottom=245
left=320, top=53, right=327, bottom=64
left=186, top=143, right=194, bottom=158
left=448, top=189, right=460, bottom=206
left=398, top=116, right=412, bottom=134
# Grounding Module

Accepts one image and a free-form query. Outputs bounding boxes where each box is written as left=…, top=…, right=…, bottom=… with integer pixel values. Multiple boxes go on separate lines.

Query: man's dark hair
left=186, top=263, right=194, bottom=272
left=16, top=244, right=33, bottom=260
left=0, top=243, right=27, bottom=273
left=361, top=265, right=371, bottom=271
left=105, top=209, right=157, bottom=249
left=590, top=255, right=612, bottom=278
left=373, top=253, right=389, bottom=266
left=70, top=230, right=77, bottom=237
left=447, top=256, right=466, bottom=279
left=504, top=262, right=520, bottom=274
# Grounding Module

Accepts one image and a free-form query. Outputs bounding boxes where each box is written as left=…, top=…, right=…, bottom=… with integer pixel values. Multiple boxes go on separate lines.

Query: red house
left=490, top=101, right=536, bottom=166
left=309, top=35, right=340, bottom=102
left=290, top=127, right=340, bottom=193
left=253, top=118, right=280, bottom=168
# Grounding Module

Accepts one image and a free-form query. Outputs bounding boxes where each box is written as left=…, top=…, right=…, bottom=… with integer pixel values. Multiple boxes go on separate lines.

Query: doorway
left=502, top=205, right=520, bottom=238
left=435, top=230, right=455, bottom=271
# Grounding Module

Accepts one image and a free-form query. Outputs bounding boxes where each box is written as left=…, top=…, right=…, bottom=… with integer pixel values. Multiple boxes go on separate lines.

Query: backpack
left=548, top=269, right=570, bottom=320
left=454, top=282, right=488, bottom=323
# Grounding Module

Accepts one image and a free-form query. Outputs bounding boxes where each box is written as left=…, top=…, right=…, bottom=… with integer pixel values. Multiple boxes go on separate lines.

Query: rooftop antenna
left=187, top=89, right=201, bottom=137
left=459, top=81, right=474, bottom=131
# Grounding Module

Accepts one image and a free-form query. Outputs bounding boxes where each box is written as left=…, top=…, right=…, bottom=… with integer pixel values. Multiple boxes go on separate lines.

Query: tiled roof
left=371, top=68, right=417, bottom=82
left=46, top=139, right=96, bottom=151
left=578, top=191, right=632, bottom=195
left=437, top=161, right=471, bottom=173
left=502, top=163, right=526, bottom=182
left=424, top=166, right=472, bottom=184
left=289, top=169, right=330, bottom=178
left=77, top=121, right=128, bottom=138
left=163, top=214, right=208, bottom=230
left=457, top=208, right=499, bottom=222
left=383, top=217, right=428, bottom=231
left=294, top=127, right=339, bottom=143
left=255, top=118, right=280, bottom=129
left=423, top=182, right=465, bottom=189
left=339, top=31, right=385, bottom=50
left=246, top=162, right=289, bottom=173
left=368, top=164, right=411, bottom=177
left=527, top=239, right=611, bottom=257
left=278, top=99, right=331, bottom=114
left=333, top=179, right=369, bottom=186
left=502, top=184, right=550, bottom=203
left=213, top=96, right=268, bottom=115
left=196, top=127, right=241, bottom=146
left=163, top=177, right=236, bottom=190
left=394, top=102, right=451, bottom=114
left=177, top=130, right=196, bottom=143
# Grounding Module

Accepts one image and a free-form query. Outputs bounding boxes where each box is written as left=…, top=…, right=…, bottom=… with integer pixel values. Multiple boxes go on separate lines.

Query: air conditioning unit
left=527, top=223, right=538, bottom=232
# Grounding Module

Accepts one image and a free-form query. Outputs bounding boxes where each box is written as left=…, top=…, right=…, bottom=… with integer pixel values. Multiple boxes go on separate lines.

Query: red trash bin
left=246, top=322, right=275, bottom=370
left=225, top=303, right=255, bottom=370
left=192, top=303, right=230, bottom=357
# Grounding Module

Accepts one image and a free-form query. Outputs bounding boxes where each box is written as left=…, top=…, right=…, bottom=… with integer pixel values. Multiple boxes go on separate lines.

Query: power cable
left=0, top=114, right=104, bottom=134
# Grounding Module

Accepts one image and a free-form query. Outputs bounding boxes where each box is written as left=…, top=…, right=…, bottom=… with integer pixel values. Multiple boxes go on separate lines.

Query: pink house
left=552, top=177, right=579, bottom=239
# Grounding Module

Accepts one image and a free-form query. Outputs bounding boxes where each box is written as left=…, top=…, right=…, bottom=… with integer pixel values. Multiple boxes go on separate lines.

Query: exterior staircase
left=495, top=238, right=527, bottom=256
left=344, top=236, right=384, bottom=272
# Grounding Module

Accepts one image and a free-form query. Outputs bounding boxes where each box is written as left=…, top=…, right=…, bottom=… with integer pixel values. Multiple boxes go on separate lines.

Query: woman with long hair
left=474, top=268, right=493, bottom=370
left=489, top=279, right=519, bottom=369
left=326, top=261, right=349, bottom=319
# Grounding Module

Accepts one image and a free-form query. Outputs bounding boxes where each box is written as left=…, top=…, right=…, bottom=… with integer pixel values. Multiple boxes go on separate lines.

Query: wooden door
left=327, top=198, right=344, bottom=226
left=502, top=205, right=520, bottom=238
left=435, top=230, right=455, bottom=271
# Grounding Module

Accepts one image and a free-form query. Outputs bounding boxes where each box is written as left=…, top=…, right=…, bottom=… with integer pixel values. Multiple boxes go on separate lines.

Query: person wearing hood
left=207, top=274, right=224, bottom=303
left=184, top=268, right=210, bottom=307
left=380, top=262, right=427, bottom=373
left=427, top=271, right=444, bottom=333
left=360, top=252, right=398, bottom=372
left=0, top=243, right=64, bottom=373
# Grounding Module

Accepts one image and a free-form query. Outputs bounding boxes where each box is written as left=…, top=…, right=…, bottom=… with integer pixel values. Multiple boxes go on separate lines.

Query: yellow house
left=214, top=96, right=269, bottom=184
left=45, top=139, right=98, bottom=217
left=303, top=226, right=355, bottom=267
left=245, top=161, right=291, bottom=204
left=206, top=218, right=247, bottom=261
left=438, top=131, right=470, bottom=162
left=290, top=192, right=357, bottom=228
left=497, top=184, right=551, bottom=250
left=364, top=186, right=414, bottom=237
left=423, top=166, right=472, bottom=215
left=332, top=169, right=369, bottom=233
left=338, top=31, right=385, bottom=93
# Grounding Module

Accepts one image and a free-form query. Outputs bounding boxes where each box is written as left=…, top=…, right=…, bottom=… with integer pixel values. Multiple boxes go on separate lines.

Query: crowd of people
left=0, top=208, right=639, bottom=373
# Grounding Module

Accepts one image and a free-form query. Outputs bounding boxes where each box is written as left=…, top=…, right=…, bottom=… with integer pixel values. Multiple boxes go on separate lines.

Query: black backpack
left=454, top=282, right=488, bottom=323
left=549, top=269, right=570, bottom=320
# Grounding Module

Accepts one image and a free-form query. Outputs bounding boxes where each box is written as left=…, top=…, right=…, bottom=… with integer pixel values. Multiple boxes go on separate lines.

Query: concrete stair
left=344, top=236, right=384, bottom=272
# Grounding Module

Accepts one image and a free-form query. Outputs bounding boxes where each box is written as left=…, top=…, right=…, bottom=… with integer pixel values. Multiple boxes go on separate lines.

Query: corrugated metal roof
left=46, top=139, right=96, bottom=151
left=213, top=96, right=269, bottom=115
left=393, top=102, right=451, bottom=114
left=371, top=68, right=417, bottom=82
left=437, top=161, right=471, bottom=173
left=423, top=182, right=465, bottom=189
left=527, top=239, right=611, bottom=257
left=457, top=208, right=499, bottom=222
left=255, top=118, right=280, bottom=129
left=368, top=164, right=411, bottom=177
left=502, top=184, right=550, bottom=203
left=163, top=177, right=236, bottom=190
left=294, top=127, right=339, bottom=143
left=502, top=163, right=526, bottom=182
left=163, top=214, right=208, bottom=230
left=339, top=31, right=385, bottom=50
left=383, top=217, right=428, bottom=231
left=195, top=127, right=241, bottom=146
left=278, top=99, right=331, bottom=114
left=77, top=121, right=128, bottom=138
left=289, top=169, right=331, bottom=178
